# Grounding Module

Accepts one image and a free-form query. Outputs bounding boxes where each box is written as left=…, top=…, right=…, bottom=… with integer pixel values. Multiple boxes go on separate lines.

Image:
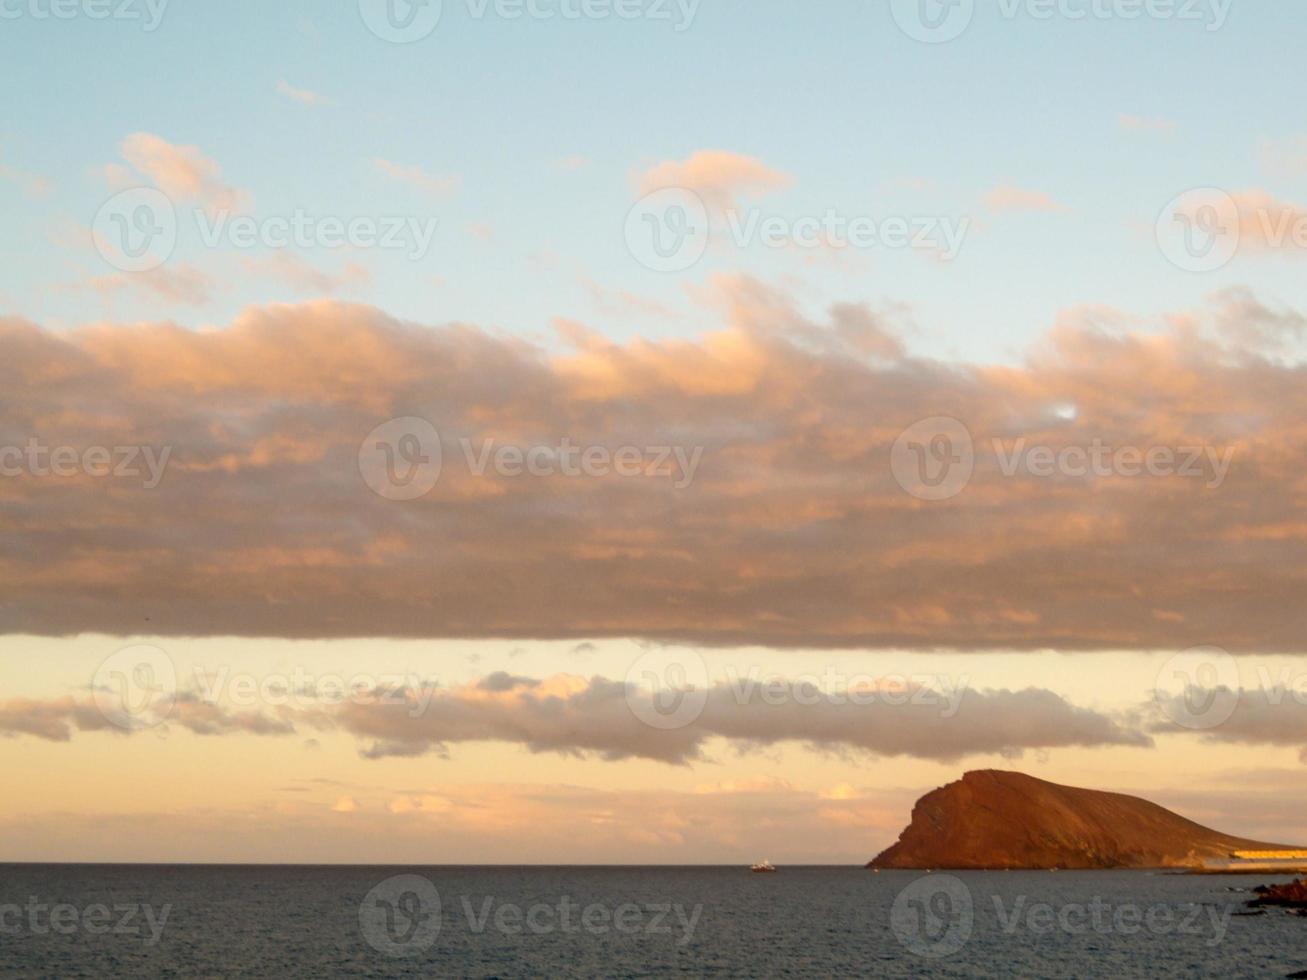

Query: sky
left=1, top=0, right=1306, bottom=863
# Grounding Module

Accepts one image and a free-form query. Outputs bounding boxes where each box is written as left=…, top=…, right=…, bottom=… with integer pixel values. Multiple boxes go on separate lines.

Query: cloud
left=0, top=672, right=1146, bottom=766
left=581, top=276, right=684, bottom=320
left=0, top=281, right=1305, bottom=650
left=373, top=158, right=461, bottom=197
left=983, top=185, right=1068, bottom=213
left=637, top=150, right=791, bottom=210
left=170, top=693, right=296, bottom=736
left=1151, top=687, right=1307, bottom=755
left=0, top=692, right=290, bottom=741
left=323, top=674, right=1146, bottom=764
left=63, top=264, right=216, bottom=307
left=0, top=161, right=52, bottom=199
left=1227, top=189, right=1307, bottom=253
left=0, top=697, right=115, bottom=741
left=276, top=80, right=328, bottom=106
left=117, top=132, right=249, bottom=212
left=241, top=253, right=371, bottom=296
left=1169, top=190, right=1307, bottom=255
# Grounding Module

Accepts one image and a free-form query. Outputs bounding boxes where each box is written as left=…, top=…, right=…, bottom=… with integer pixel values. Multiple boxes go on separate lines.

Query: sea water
left=0, top=865, right=1303, bottom=977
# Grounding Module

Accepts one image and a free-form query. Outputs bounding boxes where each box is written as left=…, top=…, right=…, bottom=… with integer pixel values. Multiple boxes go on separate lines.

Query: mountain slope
left=869, top=770, right=1298, bottom=870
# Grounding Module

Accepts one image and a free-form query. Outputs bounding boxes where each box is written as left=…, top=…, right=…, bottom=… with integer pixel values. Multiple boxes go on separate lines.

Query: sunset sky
left=2, top=1, right=1306, bottom=863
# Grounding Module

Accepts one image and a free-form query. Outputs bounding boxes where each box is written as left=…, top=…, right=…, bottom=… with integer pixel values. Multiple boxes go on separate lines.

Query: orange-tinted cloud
left=1229, top=189, right=1307, bottom=252
left=373, top=158, right=461, bottom=197
left=0, top=281, right=1304, bottom=650
left=637, top=150, right=791, bottom=210
left=983, top=185, right=1068, bottom=213
left=117, top=132, right=248, bottom=212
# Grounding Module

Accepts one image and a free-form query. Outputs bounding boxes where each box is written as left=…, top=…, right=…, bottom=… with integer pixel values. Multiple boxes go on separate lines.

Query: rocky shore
left=1249, top=879, right=1307, bottom=912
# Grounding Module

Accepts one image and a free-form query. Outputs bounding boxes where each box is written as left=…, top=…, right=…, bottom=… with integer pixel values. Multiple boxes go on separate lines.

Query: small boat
left=750, top=860, right=778, bottom=873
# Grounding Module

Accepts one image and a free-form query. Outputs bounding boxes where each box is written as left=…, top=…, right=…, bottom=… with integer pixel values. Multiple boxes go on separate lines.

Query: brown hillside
left=869, top=770, right=1300, bottom=870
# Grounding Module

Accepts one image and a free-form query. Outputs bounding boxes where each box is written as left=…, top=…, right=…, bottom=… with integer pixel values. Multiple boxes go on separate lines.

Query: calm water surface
left=0, top=865, right=1303, bottom=977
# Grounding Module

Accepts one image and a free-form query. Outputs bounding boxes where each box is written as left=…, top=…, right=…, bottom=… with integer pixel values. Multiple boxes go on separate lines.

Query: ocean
left=0, top=865, right=1303, bottom=977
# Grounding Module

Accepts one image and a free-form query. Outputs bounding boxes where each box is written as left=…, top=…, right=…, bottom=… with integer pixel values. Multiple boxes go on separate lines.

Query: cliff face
left=869, top=770, right=1298, bottom=870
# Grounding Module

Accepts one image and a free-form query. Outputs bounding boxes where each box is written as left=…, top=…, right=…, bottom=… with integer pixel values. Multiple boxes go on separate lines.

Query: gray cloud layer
left=2, top=279, right=1305, bottom=649
left=1152, top=687, right=1307, bottom=761
left=331, top=677, right=1150, bottom=764
left=0, top=675, right=1148, bottom=765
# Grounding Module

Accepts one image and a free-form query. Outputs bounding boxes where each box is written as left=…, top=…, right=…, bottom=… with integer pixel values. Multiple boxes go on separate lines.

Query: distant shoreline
left=1, top=861, right=1304, bottom=874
